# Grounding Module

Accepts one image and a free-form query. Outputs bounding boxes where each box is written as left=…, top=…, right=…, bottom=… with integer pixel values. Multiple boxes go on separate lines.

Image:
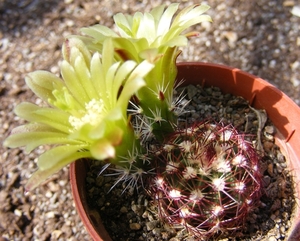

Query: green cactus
left=150, top=121, right=262, bottom=239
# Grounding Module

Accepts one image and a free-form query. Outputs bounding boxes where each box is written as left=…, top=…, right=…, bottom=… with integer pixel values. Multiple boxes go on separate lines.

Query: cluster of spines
left=150, top=121, right=262, bottom=239
left=129, top=84, right=189, bottom=146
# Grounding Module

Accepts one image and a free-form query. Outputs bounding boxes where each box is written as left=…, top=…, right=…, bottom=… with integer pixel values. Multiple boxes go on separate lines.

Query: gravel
left=1, top=0, right=299, bottom=240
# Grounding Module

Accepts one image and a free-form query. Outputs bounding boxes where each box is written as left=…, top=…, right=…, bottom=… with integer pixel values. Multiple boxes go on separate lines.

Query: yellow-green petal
left=37, top=145, right=89, bottom=170
left=25, top=71, right=65, bottom=104
left=14, top=102, right=71, bottom=133
left=26, top=149, right=92, bottom=191
left=3, top=124, right=80, bottom=153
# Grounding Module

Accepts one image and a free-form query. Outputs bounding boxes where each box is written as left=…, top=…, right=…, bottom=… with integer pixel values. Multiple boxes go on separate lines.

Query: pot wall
left=70, top=62, right=300, bottom=241
left=70, top=159, right=113, bottom=241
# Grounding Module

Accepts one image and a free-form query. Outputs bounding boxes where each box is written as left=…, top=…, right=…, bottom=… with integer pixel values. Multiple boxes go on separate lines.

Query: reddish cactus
left=150, top=121, right=262, bottom=239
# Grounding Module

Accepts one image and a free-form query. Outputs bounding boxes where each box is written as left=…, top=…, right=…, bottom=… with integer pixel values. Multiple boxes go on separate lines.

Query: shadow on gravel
left=0, top=0, right=60, bottom=34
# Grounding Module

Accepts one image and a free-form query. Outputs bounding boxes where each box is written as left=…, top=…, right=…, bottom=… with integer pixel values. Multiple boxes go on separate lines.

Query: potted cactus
left=4, top=2, right=300, bottom=241
left=70, top=62, right=300, bottom=241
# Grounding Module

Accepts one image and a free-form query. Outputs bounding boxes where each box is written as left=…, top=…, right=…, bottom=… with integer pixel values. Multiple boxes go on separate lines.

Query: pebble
left=291, top=6, right=300, bottom=17
left=268, top=236, right=277, bottom=241
left=51, top=230, right=63, bottom=239
left=264, top=125, right=276, bottom=137
left=120, top=206, right=128, bottom=213
left=8, top=86, right=22, bottom=96
left=280, top=226, right=286, bottom=233
left=129, top=223, right=141, bottom=230
left=262, top=176, right=271, bottom=187
left=14, top=209, right=22, bottom=217
left=146, top=221, right=158, bottom=231
left=267, top=163, right=274, bottom=176
left=186, top=85, right=198, bottom=99
left=277, top=152, right=286, bottom=163
left=222, top=31, right=238, bottom=46
left=275, top=163, right=283, bottom=173
left=152, top=228, right=161, bottom=235
left=131, top=204, right=144, bottom=216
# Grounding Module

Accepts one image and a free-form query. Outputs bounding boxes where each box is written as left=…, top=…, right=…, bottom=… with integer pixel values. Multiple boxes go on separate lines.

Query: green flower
left=77, top=3, right=212, bottom=138
left=4, top=38, right=153, bottom=190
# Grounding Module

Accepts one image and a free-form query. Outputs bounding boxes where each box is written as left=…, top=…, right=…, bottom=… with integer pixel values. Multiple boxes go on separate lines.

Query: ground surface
left=0, top=0, right=299, bottom=240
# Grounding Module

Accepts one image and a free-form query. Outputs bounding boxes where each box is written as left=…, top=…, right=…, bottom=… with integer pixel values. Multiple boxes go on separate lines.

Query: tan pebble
left=267, top=163, right=274, bottom=176
left=129, top=223, right=141, bottom=230
left=45, top=211, right=56, bottom=219
left=52, top=230, right=63, bottom=239
left=268, top=236, right=277, bottom=241
left=263, top=141, right=274, bottom=152
left=222, top=31, right=238, bottom=43
left=283, top=1, right=294, bottom=7
left=120, top=206, right=128, bottom=213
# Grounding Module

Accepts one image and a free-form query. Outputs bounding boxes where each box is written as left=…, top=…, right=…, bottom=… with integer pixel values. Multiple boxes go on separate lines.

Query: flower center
left=69, top=99, right=106, bottom=130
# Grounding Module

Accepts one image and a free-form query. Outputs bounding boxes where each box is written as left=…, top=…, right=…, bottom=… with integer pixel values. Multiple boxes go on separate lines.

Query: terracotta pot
left=70, top=62, right=300, bottom=241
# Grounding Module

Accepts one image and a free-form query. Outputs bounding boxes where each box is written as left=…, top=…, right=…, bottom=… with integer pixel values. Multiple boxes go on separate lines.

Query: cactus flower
left=77, top=3, right=212, bottom=139
left=4, top=38, right=154, bottom=190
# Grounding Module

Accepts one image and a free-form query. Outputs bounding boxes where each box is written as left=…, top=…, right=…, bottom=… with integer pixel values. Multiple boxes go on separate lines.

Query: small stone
left=297, top=37, right=300, bottom=46
left=45, top=191, right=53, bottom=198
left=51, top=230, right=63, bottom=239
left=291, top=76, right=300, bottom=87
left=61, top=224, right=72, bottom=237
left=291, top=6, right=300, bottom=17
left=129, top=223, right=141, bottom=230
left=268, top=236, right=277, bottom=241
left=48, top=182, right=59, bottom=192
left=280, top=162, right=287, bottom=168
left=271, top=199, right=281, bottom=211
left=142, top=210, right=149, bottom=219
left=264, top=125, right=276, bottom=135
left=291, top=61, right=300, bottom=70
left=275, top=163, right=283, bottom=173
left=8, top=86, right=22, bottom=96
left=277, top=152, right=286, bottom=163
left=283, top=0, right=295, bottom=7
left=186, top=85, right=198, bottom=99
left=131, top=204, right=144, bottom=215
left=14, top=209, right=22, bottom=217
left=262, top=176, right=271, bottom=187
left=120, top=206, right=128, bottom=213
left=267, top=163, right=274, bottom=176
left=146, top=221, right=157, bottom=231
left=152, top=228, right=161, bottom=235
left=45, top=211, right=56, bottom=219
left=280, top=225, right=286, bottom=233
left=161, top=232, right=169, bottom=239
left=222, top=31, right=238, bottom=44
left=6, top=173, right=19, bottom=189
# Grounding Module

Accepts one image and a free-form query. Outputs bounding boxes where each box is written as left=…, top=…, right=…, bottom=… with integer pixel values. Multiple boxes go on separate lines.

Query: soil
left=1, top=0, right=300, bottom=241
